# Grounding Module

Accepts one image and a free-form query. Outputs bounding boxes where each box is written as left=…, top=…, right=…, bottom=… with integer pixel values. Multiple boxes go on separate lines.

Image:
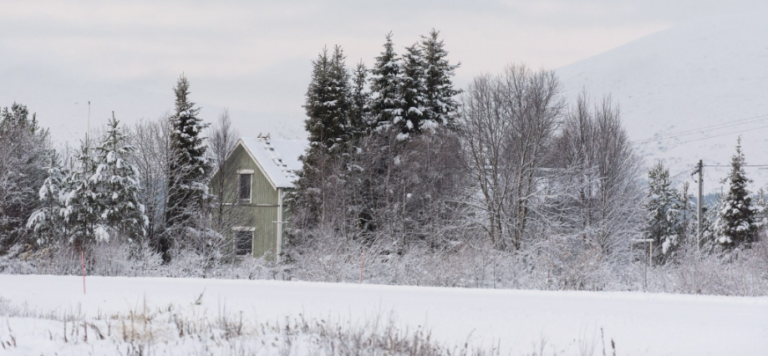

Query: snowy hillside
left=1, top=275, right=767, bottom=355
left=558, top=14, right=768, bottom=192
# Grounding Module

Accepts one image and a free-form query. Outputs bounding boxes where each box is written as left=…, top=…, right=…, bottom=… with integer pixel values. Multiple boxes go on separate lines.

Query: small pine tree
left=61, top=137, right=102, bottom=249
left=419, top=29, right=461, bottom=129
left=92, top=114, right=148, bottom=240
left=716, top=137, right=758, bottom=248
left=645, top=161, right=679, bottom=259
left=27, top=152, right=68, bottom=245
left=397, top=43, right=428, bottom=138
left=673, top=181, right=695, bottom=244
left=369, top=33, right=403, bottom=132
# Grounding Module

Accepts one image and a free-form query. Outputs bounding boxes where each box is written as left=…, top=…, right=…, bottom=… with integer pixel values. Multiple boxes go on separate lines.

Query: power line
left=704, top=164, right=768, bottom=168
left=634, top=113, right=768, bottom=144
left=672, top=123, right=768, bottom=146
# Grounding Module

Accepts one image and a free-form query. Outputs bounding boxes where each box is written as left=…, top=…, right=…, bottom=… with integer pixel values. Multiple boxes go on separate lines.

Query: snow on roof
left=239, top=136, right=307, bottom=189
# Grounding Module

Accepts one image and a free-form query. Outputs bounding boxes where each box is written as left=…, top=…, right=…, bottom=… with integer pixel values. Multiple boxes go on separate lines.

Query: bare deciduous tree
left=548, top=92, right=643, bottom=256
left=129, top=116, right=173, bottom=249
left=461, top=64, right=563, bottom=250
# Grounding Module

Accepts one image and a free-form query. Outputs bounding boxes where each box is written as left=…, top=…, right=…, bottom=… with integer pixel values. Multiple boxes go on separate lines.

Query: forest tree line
left=0, top=30, right=765, bottom=291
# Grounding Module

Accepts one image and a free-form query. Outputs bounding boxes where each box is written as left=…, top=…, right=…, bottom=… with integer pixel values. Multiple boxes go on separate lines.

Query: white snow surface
left=1, top=275, right=767, bottom=355
left=239, top=136, right=307, bottom=189
left=558, top=14, right=768, bottom=192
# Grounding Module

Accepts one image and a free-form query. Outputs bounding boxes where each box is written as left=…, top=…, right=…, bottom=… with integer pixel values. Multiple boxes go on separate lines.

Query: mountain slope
left=557, top=14, right=768, bottom=192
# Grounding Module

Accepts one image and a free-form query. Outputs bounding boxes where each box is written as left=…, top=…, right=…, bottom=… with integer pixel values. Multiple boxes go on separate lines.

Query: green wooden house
left=211, top=135, right=305, bottom=259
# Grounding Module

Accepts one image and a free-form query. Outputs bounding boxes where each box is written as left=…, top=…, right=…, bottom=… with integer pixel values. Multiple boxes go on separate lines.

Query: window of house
left=235, top=230, right=253, bottom=256
left=239, top=173, right=252, bottom=202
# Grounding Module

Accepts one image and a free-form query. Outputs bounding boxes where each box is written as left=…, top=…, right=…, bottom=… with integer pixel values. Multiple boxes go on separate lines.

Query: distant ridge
left=557, top=14, right=768, bottom=192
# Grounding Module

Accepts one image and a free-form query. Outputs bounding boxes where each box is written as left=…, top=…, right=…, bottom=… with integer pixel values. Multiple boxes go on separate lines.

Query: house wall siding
left=211, top=144, right=281, bottom=258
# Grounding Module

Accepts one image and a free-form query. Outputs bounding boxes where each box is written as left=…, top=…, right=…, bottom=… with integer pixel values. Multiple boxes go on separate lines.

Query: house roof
left=238, top=136, right=307, bottom=189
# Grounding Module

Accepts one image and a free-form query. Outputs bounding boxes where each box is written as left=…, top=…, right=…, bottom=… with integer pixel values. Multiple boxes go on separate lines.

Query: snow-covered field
left=1, top=275, right=767, bottom=355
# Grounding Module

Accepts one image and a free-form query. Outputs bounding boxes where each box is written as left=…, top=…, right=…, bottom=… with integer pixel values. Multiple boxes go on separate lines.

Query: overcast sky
left=2, top=0, right=767, bottom=139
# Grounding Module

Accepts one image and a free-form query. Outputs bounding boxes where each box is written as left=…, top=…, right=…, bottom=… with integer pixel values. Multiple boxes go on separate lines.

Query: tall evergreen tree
left=348, top=61, right=371, bottom=141
left=92, top=114, right=147, bottom=239
left=294, top=45, right=353, bottom=228
left=369, top=33, right=403, bottom=132
left=716, top=137, right=758, bottom=248
left=164, top=75, right=210, bottom=259
left=397, top=43, right=428, bottom=138
left=644, top=161, right=679, bottom=259
left=419, top=29, right=461, bottom=129
left=303, top=46, right=351, bottom=153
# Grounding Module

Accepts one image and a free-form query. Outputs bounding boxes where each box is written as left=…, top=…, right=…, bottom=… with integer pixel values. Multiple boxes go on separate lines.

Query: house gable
left=224, top=143, right=278, bottom=205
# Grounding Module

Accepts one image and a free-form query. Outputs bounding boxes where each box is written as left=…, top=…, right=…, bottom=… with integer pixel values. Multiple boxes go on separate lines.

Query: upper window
left=239, top=174, right=252, bottom=202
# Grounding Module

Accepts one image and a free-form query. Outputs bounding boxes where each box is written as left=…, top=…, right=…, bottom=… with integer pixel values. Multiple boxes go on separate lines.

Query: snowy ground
left=1, top=275, right=767, bottom=355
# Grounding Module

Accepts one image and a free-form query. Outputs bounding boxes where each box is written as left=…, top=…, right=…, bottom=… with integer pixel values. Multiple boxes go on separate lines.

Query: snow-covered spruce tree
left=27, top=152, right=68, bottom=246
left=92, top=114, right=147, bottom=240
left=61, top=137, right=103, bottom=250
left=716, top=138, right=758, bottom=249
left=419, top=29, right=461, bottom=130
left=644, top=161, right=680, bottom=261
left=303, top=45, right=351, bottom=153
left=164, top=75, right=211, bottom=261
left=397, top=43, right=428, bottom=138
left=0, top=102, right=50, bottom=251
left=369, top=33, right=403, bottom=133
left=293, top=46, right=352, bottom=229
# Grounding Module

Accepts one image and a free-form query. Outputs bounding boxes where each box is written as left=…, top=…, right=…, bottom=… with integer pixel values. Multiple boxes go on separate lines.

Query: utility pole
left=693, top=159, right=703, bottom=255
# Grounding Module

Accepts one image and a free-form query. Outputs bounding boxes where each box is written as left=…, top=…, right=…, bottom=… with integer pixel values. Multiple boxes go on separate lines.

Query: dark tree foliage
left=718, top=138, right=757, bottom=249
left=397, top=44, right=428, bottom=137
left=293, top=46, right=353, bottom=228
left=303, top=46, right=351, bottom=153
left=348, top=61, right=371, bottom=141
left=369, top=33, right=403, bottom=132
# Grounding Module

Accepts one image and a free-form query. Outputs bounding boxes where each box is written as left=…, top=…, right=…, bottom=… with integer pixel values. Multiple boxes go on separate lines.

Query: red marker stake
left=81, top=249, right=86, bottom=294
left=359, top=249, right=365, bottom=284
